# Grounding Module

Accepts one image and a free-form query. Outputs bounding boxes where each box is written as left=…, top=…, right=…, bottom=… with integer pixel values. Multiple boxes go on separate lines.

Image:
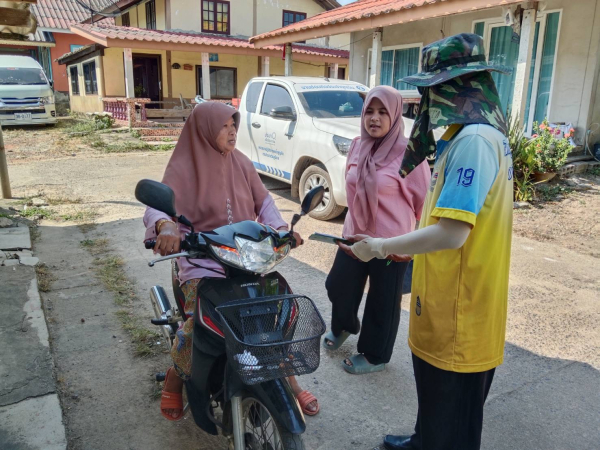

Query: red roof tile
left=71, top=23, right=349, bottom=59
left=32, top=0, right=116, bottom=30
left=251, top=0, right=521, bottom=43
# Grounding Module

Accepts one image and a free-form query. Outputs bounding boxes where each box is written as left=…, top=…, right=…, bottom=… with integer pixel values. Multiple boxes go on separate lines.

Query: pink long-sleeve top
left=143, top=194, right=288, bottom=284
left=342, top=137, right=431, bottom=239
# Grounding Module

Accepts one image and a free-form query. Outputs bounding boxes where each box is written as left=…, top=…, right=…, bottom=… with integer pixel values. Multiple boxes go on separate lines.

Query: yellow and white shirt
left=409, top=124, right=513, bottom=373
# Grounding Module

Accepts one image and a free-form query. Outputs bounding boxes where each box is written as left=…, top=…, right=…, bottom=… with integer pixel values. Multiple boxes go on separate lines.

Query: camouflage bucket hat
left=402, top=33, right=512, bottom=87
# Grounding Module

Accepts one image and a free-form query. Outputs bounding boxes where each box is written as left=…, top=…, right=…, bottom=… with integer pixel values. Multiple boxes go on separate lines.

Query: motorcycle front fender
left=226, top=369, right=306, bottom=435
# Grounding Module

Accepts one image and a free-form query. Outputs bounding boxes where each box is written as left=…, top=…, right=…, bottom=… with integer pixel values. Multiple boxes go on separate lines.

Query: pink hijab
left=352, top=86, right=407, bottom=232
left=161, top=102, right=269, bottom=231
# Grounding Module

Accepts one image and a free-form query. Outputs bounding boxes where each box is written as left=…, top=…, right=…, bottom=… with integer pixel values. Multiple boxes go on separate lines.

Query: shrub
left=526, top=119, right=573, bottom=173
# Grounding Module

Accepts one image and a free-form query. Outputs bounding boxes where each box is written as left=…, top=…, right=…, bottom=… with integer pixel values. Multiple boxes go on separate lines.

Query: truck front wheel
left=299, top=164, right=345, bottom=221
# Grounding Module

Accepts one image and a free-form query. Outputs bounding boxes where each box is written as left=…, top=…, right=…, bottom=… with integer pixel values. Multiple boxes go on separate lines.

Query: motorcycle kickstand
left=230, top=393, right=245, bottom=450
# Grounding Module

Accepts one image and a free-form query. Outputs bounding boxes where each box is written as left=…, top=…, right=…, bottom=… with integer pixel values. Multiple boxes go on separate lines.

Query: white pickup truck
left=237, top=77, right=422, bottom=220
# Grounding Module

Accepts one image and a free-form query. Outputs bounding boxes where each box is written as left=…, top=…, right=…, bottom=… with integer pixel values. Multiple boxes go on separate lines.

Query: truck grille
left=0, top=97, right=42, bottom=106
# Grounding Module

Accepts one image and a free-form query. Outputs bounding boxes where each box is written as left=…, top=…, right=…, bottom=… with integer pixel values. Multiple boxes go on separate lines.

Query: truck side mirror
left=270, top=106, right=296, bottom=121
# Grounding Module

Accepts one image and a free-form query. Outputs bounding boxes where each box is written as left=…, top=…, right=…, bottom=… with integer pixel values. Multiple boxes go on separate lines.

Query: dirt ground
left=3, top=122, right=599, bottom=450
left=512, top=177, right=600, bottom=258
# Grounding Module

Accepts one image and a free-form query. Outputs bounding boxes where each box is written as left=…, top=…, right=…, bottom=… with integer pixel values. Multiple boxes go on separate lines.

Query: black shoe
left=383, top=435, right=414, bottom=450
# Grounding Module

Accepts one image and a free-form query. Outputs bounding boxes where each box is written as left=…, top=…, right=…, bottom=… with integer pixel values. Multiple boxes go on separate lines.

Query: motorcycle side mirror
left=301, top=186, right=325, bottom=215
left=135, top=179, right=177, bottom=217
left=291, top=186, right=325, bottom=230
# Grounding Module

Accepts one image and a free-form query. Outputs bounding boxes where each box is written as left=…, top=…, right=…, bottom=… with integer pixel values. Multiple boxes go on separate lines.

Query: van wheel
left=299, top=164, right=344, bottom=221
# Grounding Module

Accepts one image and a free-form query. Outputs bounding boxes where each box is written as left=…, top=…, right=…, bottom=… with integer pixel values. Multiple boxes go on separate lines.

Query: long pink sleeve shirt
left=143, top=195, right=288, bottom=284
left=342, top=137, right=431, bottom=239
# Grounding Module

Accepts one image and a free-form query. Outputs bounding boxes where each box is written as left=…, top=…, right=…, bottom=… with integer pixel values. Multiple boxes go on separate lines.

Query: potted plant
left=527, top=119, right=574, bottom=182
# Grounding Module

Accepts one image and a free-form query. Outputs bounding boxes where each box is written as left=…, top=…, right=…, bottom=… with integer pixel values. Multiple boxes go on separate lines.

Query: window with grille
left=122, top=12, right=130, bottom=27
left=70, top=66, right=79, bottom=95
left=82, top=61, right=98, bottom=95
left=202, top=0, right=230, bottom=34
left=283, top=10, right=306, bottom=27
left=145, top=0, right=156, bottom=30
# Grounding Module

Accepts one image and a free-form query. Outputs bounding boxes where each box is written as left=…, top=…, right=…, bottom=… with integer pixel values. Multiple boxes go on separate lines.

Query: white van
left=0, top=55, right=56, bottom=126
left=237, top=77, right=429, bottom=220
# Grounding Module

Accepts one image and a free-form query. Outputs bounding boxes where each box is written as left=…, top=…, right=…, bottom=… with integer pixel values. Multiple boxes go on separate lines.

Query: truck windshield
left=0, top=67, right=48, bottom=85
left=297, top=90, right=366, bottom=118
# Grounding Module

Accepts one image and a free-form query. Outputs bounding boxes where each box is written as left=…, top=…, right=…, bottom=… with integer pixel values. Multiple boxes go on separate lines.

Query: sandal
left=341, top=354, right=385, bottom=375
left=322, top=330, right=351, bottom=351
left=296, top=390, right=320, bottom=416
left=160, top=367, right=184, bottom=421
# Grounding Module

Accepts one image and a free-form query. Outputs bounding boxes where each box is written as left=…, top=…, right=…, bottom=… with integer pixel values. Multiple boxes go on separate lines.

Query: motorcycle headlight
left=211, top=236, right=291, bottom=274
left=333, top=135, right=352, bottom=156
left=41, top=95, right=55, bottom=105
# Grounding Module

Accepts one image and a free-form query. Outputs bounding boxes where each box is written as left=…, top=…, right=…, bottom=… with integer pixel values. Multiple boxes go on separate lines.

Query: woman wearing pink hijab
left=143, top=102, right=319, bottom=420
left=323, top=86, right=430, bottom=374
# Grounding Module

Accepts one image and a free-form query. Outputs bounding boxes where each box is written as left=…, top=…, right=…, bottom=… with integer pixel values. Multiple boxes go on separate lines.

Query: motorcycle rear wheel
left=238, top=396, right=305, bottom=450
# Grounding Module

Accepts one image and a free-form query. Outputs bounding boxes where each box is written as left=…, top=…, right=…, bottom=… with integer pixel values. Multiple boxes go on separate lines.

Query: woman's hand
left=337, top=234, right=367, bottom=260
left=386, top=254, right=413, bottom=263
left=155, top=222, right=181, bottom=256
left=337, top=241, right=357, bottom=259
left=292, top=231, right=303, bottom=249
left=346, top=234, right=370, bottom=243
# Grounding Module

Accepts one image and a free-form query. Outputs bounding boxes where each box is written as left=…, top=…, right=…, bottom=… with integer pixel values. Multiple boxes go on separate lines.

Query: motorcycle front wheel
left=238, top=396, right=305, bottom=450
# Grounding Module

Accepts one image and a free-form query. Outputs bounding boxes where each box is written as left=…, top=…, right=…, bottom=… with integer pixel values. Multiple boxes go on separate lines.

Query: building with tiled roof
left=32, top=0, right=116, bottom=30
left=57, top=0, right=352, bottom=114
left=0, top=0, right=118, bottom=95
left=251, top=0, right=600, bottom=146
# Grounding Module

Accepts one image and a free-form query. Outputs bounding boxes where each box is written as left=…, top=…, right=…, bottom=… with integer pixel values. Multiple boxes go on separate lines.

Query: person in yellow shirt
left=350, top=33, right=513, bottom=450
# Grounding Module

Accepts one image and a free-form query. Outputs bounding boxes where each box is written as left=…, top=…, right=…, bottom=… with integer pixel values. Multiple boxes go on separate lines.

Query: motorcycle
left=135, top=179, right=327, bottom=450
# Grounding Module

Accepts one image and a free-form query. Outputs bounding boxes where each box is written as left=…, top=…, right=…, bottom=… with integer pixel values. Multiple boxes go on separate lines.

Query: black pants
left=325, top=248, right=407, bottom=365
left=408, top=353, right=496, bottom=450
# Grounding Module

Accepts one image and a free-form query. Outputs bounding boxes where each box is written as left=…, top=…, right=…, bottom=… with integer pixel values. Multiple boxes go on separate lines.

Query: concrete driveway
left=9, top=151, right=600, bottom=450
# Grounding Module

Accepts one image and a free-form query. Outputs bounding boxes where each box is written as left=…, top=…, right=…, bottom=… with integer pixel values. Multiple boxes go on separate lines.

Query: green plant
left=535, top=183, right=573, bottom=202
left=508, top=111, right=536, bottom=174
left=151, top=144, right=176, bottom=152
left=527, top=119, right=574, bottom=173
left=100, top=142, right=151, bottom=153
left=588, top=165, right=600, bottom=176
left=508, top=111, right=535, bottom=203
left=514, top=167, right=535, bottom=202
left=20, top=207, right=55, bottom=219
left=93, top=114, right=115, bottom=130
left=134, top=85, right=146, bottom=97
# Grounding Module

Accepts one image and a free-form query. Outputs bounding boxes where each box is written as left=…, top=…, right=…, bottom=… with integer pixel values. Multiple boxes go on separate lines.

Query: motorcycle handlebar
left=144, top=240, right=156, bottom=249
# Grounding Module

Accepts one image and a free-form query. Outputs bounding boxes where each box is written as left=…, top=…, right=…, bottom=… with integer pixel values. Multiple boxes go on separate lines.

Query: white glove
left=350, top=218, right=473, bottom=262
left=351, top=237, right=387, bottom=261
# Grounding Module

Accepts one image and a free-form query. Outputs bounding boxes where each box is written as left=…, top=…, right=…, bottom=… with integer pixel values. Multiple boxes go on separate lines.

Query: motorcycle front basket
left=216, top=295, right=326, bottom=385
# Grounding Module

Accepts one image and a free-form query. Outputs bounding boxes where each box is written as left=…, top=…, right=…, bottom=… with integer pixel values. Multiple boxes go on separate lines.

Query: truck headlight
left=41, top=95, right=55, bottom=105
left=333, top=135, right=352, bottom=156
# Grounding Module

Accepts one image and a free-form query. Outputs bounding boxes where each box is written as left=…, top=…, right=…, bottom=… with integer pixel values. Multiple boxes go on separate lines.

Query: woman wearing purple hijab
left=143, top=102, right=319, bottom=420
left=323, top=86, right=430, bottom=374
